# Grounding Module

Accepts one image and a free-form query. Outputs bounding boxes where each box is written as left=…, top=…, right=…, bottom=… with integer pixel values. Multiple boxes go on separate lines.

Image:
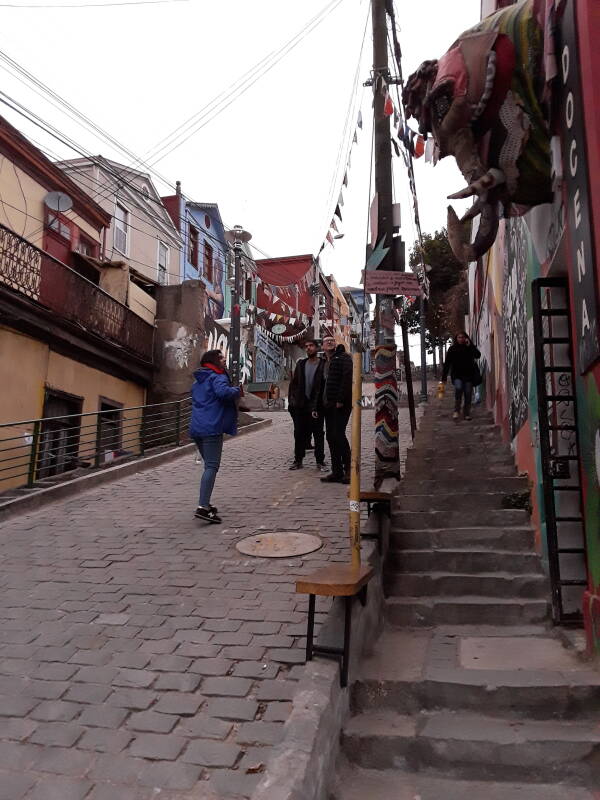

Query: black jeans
left=453, top=378, right=473, bottom=414
left=324, top=407, right=351, bottom=477
left=290, top=408, right=325, bottom=464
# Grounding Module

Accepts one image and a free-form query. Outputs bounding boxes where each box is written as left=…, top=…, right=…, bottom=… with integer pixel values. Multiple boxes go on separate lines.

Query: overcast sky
left=1, top=0, right=480, bottom=358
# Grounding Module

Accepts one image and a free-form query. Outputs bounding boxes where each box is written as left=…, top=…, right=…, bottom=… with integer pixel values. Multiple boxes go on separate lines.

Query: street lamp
left=224, top=226, right=252, bottom=386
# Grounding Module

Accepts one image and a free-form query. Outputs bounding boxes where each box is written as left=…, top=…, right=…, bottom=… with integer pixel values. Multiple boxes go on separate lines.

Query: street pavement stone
left=0, top=409, right=415, bottom=798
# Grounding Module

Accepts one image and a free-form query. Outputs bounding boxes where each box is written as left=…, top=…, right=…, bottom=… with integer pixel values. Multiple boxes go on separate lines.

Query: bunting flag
left=414, top=134, right=425, bottom=158
left=334, top=204, right=342, bottom=222
left=331, top=218, right=339, bottom=233
left=353, top=130, right=358, bottom=144
left=343, top=171, right=348, bottom=187
left=263, top=325, right=310, bottom=344
left=357, top=110, right=363, bottom=129
left=338, top=191, right=344, bottom=207
left=384, top=91, right=394, bottom=117
left=326, top=231, right=335, bottom=246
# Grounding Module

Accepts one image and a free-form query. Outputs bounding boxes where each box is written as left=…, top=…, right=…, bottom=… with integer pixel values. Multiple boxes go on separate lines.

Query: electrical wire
left=0, top=0, right=187, bottom=8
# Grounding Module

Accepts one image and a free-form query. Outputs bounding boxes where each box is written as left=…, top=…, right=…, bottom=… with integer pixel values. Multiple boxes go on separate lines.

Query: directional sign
left=365, top=270, right=421, bottom=296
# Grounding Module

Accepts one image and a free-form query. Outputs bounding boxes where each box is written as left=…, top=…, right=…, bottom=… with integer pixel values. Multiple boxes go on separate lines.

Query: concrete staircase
left=331, top=403, right=600, bottom=799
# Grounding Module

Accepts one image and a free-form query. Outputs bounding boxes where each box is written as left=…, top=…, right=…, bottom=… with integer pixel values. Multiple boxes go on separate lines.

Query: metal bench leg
left=306, top=594, right=315, bottom=662
left=341, top=596, right=352, bottom=688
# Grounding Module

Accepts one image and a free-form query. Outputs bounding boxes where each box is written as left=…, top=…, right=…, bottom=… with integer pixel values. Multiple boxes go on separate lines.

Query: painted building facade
left=469, top=0, right=600, bottom=650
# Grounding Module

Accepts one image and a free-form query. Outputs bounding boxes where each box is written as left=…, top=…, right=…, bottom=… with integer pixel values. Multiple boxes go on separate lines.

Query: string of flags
left=263, top=325, right=309, bottom=345
left=318, top=107, right=363, bottom=254
left=248, top=303, right=311, bottom=328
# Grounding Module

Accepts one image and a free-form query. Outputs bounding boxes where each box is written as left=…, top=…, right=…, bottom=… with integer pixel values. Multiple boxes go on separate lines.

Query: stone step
left=397, top=492, right=515, bottom=512
left=384, top=572, right=548, bottom=599
left=404, top=462, right=518, bottom=479
left=393, top=509, right=529, bottom=529
left=331, top=765, right=594, bottom=800
left=386, top=548, right=541, bottom=574
left=390, top=527, right=535, bottom=551
left=385, top=596, right=549, bottom=627
left=341, top=710, right=600, bottom=785
left=400, top=476, right=528, bottom=494
left=407, top=445, right=512, bottom=459
left=351, top=629, right=600, bottom=720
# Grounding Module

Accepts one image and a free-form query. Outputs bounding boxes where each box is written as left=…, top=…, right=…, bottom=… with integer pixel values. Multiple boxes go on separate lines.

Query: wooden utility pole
left=371, top=0, right=401, bottom=484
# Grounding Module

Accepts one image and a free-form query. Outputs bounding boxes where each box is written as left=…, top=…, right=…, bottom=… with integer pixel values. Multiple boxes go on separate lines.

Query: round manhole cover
left=236, top=532, right=322, bottom=558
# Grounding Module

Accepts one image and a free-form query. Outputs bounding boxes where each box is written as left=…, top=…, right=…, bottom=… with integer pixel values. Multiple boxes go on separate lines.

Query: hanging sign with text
left=556, top=1, right=600, bottom=372
left=365, top=270, right=421, bottom=296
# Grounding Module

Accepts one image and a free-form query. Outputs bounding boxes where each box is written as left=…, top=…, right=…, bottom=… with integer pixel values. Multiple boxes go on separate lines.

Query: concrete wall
left=150, top=280, right=207, bottom=403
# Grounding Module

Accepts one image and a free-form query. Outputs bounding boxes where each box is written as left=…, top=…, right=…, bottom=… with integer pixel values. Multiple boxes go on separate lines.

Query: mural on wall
left=254, top=326, right=284, bottom=383
left=205, top=319, right=253, bottom=384
left=503, top=216, right=530, bottom=438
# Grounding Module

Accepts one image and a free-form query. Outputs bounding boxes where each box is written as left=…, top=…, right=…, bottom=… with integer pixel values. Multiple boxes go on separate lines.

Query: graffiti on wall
left=205, top=319, right=253, bottom=383
left=503, top=217, right=530, bottom=439
left=254, top=326, right=283, bottom=382
left=163, top=326, right=200, bottom=370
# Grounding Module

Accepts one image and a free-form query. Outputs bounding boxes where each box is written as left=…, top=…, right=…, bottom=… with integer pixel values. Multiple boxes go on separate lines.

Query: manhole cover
left=236, top=532, right=322, bottom=558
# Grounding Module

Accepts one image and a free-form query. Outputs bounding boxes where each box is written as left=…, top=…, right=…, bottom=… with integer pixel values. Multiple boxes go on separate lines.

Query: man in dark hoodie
left=320, top=336, right=353, bottom=484
left=288, top=339, right=326, bottom=471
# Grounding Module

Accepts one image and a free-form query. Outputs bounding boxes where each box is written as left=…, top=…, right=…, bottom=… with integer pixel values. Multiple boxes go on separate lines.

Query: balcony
left=0, top=223, right=154, bottom=362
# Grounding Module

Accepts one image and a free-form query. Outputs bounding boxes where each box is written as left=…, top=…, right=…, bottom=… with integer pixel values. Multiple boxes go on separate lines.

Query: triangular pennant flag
left=338, top=191, right=344, bottom=207
left=335, top=204, right=343, bottom=222
left=384, top=91, right=394, bottom=117
left=318, top=242, right=325, bottom=254
left=343, top=172, right=348, bottom=187
left=394, top=109, right=400, bottom=128
left=290, top=318, right=296, bottom=326
left=357, top=110, right=363, bottom=129
left=331, top=218, right=339, bottom=233
left=392, top=139, right=400, bottom=157
left=353, top=130, right=358, bottom=144
left=414, top=134, right=425, bottom=158
left=326, top=231, right=334, bottom=246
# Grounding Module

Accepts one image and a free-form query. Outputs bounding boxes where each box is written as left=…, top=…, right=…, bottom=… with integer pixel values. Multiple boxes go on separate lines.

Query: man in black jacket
left=288, top=339, right=327, bottom=470
left=441, top=331, right=481, bottom=420
left=320, top=336, right=353, bottom=484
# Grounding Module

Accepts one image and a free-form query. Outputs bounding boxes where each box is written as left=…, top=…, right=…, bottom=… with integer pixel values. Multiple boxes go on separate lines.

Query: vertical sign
left=556, top=0, right=600, bottom=372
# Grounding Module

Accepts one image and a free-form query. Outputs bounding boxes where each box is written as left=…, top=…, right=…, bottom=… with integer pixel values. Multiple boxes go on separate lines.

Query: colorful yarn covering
left=374, top=343, right=400, bottom=488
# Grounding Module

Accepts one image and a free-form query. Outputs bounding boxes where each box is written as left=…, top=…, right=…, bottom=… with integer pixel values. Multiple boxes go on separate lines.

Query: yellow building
left=0, top=115, right=154, bottom=490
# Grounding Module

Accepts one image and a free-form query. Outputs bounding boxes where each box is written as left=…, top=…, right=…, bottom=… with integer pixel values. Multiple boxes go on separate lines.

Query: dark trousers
left=453, top=378, right=473, bottom=414
left=290, top=409, right=325, bottom=464
left=324, top=407, right=351, bottom=477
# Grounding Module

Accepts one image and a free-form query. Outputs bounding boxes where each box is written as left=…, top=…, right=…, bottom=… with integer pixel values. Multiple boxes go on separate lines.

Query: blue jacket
left=190, top=367, right=240, bottom=438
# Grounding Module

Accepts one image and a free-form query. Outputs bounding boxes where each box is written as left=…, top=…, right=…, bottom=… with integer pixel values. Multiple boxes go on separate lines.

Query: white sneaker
left=452, top=411, right=460, bottom=420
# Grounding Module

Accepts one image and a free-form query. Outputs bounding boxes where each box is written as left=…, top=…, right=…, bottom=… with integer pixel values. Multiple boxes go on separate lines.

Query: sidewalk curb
left=0, top=417, right=272, bottom=523
left=251, top=517, right=388, bottom=800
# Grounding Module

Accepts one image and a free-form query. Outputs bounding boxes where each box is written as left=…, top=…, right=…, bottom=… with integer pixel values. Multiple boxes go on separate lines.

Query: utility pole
left=312, top=258, right=320, bottom=340
left=419, top=298, right=429, bottom=401
left=224, top=226, right=252, bottom=386
left=370, top=0, right=400, bottom=485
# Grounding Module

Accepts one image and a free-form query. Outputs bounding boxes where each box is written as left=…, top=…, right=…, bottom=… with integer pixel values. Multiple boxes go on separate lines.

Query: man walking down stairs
left=331, top=402, right=600, bottom=799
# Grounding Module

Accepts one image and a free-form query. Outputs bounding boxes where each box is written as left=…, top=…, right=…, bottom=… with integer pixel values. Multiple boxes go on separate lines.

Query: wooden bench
left=354, top=490, right=393, bottom=551
left=296, top=564, right=374, bottom=687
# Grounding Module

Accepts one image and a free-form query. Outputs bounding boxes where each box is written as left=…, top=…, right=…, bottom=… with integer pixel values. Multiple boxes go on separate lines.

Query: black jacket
left=324, top=344, right=353, bottom=409
left=442, top=343, right=481, bottom=382
left=288, top=357, right=325, bottom=412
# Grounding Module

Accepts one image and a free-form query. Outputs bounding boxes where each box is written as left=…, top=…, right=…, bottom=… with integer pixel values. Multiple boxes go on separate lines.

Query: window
left=189, top=225, right=199, bottom=269
left=114, top=203, right=128, bottom=254
left=98, top=399, right=122, bottom=461
left=46, top=211, right=71, bottom=241
left=158, top=242, right=168, bottom=285
left=75, top=234, right=98, bottom=258
left=203, top=240, right=213, bottom=284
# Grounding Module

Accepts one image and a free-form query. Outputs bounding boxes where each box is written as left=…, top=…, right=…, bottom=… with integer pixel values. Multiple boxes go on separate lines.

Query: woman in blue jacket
left=190, top=350, right=240, bottom=523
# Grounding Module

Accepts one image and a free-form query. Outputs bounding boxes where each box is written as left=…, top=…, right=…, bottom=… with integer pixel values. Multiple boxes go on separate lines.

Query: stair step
left=385, top=572, right=547, bottom=599
left=341, top=710, right=600, bottom=784
left=387, top=549, right=541, bottom=574
left=405, top=463, right=518, bottom=479
left=331, top=765, right=594, bottom=800
left=394, top=509, right=529, bottom=529
left=385, top=596, right=549, bottom=627
left=397, top=492, right=517, bottom=512
left=391, top=528, right=535, bottom=551
left=400, top=476, right=528, bottom=494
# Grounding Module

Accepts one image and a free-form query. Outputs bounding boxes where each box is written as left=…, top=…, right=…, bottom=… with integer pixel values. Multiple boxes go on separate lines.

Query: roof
left=0, top=115, right=111, bottom=231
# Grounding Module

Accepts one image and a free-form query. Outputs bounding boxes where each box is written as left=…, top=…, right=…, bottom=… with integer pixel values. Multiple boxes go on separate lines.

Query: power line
left=1, top=0, right=187, bottom=7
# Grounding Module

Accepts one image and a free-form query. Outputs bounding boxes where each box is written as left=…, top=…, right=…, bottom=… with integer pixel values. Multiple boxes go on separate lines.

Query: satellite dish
left=44, top=191, right=73, bottom=213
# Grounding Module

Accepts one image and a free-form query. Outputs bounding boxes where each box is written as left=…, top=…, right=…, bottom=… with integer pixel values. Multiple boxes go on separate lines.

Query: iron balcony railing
left=0, top=222, right=154, bottom=361
left=0, top=398, right=192, bottom=495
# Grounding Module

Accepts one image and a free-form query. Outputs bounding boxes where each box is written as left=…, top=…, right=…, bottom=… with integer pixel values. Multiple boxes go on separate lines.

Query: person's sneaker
left=320, top=473, right=344, bottom=483
left=305, top=444, right=315, bottom=451
left=452, top=411, right=460, bottom=420
left=464, top=414, right=472, bottom=421
left=194, top=506, right=222, bottom=524
left=316, top=462, right=328, bottom=472
left=289, top=462, right=303, bottom=470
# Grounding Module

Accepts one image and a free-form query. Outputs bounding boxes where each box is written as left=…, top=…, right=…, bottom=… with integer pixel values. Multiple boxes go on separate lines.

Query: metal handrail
left=0, top=396, right=193, bottom=494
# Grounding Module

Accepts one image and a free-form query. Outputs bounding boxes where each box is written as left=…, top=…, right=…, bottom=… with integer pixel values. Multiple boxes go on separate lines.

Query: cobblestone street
left=0, top=409, right=416, bottom=800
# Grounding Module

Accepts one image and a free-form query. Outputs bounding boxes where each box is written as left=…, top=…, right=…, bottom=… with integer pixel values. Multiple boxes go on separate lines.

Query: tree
left=406, top=228, right=467, bottom=353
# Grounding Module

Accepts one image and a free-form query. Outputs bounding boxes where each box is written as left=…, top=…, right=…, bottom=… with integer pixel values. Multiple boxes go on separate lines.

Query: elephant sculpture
left=403, top=0, right=554, bottom=263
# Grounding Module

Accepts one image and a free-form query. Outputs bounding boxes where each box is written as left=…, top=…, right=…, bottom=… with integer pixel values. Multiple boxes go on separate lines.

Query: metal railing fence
left=0, top=398, right=192, bottom=494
